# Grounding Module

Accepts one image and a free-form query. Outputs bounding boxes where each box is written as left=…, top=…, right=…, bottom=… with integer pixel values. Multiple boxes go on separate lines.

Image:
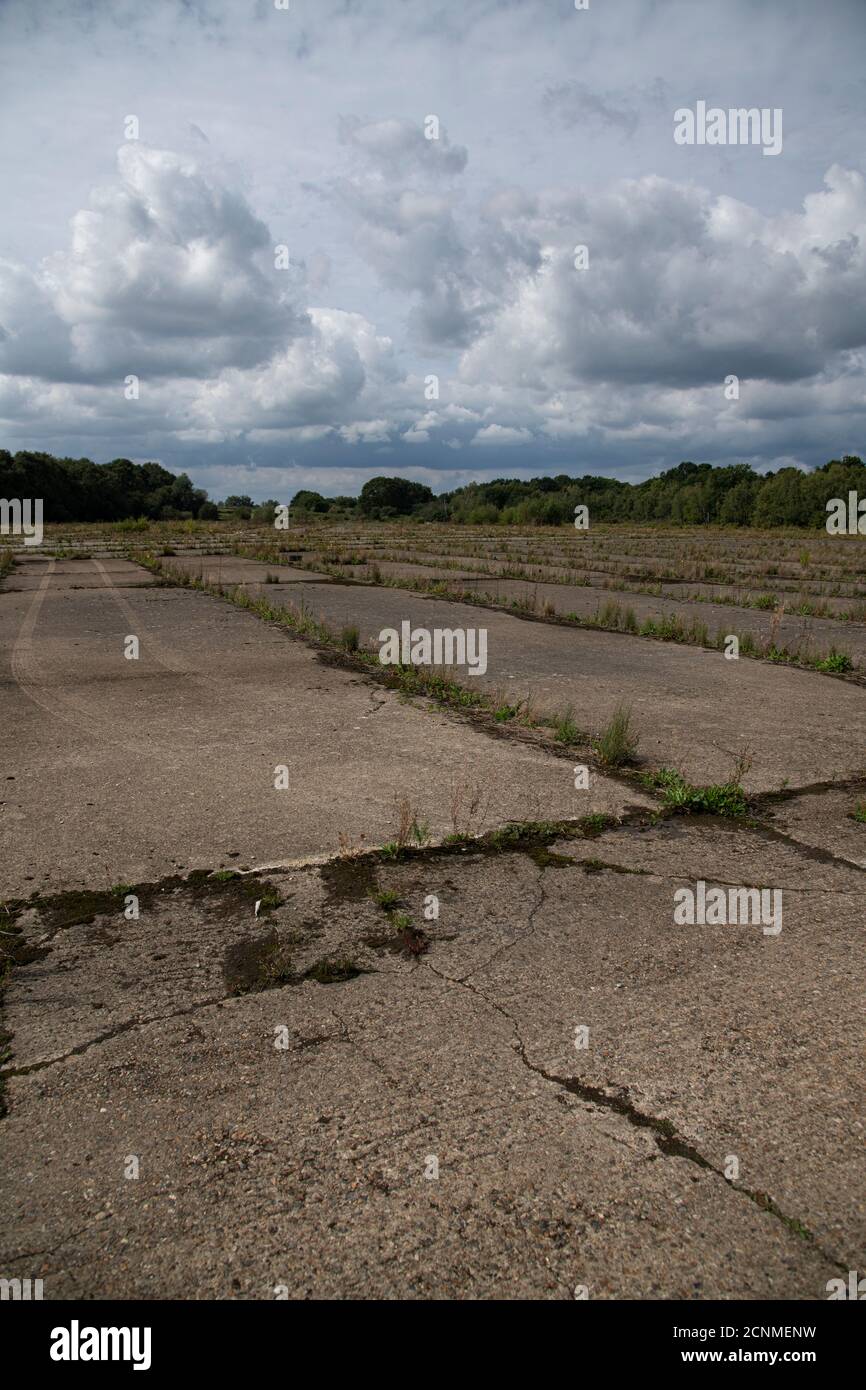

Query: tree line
left=295, top=457, right=866, bottom=528
left=1, top=448, right=864, bottom=528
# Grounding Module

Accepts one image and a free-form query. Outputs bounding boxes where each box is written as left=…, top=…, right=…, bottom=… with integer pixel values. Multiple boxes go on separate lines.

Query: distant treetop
left=2, top=448, right=863, bottom=529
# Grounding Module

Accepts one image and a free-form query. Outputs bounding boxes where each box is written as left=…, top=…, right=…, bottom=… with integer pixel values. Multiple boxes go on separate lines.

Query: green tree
left=358, top=476, right=434, bottom=517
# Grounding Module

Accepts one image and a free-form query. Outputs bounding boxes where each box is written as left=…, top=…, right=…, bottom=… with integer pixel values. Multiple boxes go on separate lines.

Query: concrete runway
left=190, top=561, right=866, bottom=792
left=1, top=555, right=863, bottom=1299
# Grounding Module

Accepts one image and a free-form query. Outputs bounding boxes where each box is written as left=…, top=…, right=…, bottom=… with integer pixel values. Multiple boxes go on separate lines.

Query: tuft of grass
left=256, top=941, right=296, bottom=987
left=643, top=767, right=749, bottom=818
left=372, top=888, right=401, bottom=909
left=411, top=818, right=431, bottom=846
left=579, top=813, right=615, bottom=836
left=305, top=957, right=362, bottom=984
left=488, top=819, right=572, bottom=851
left=814, top=648, right=853, bottom=674
left=339, top=623, right=360, bottom=652
left=553, top=704, right=581, bottom=744
left=593, top=704, right=638, bottom=767
left=252, top=884, right=283, bottom=915
left=849, top=802, right=866, bottom=825
left=493, top=699, right=523, bottom=723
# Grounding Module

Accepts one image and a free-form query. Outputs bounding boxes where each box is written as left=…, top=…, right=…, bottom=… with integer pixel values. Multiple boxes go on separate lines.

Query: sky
left=0, top=0, right=864, bottom=501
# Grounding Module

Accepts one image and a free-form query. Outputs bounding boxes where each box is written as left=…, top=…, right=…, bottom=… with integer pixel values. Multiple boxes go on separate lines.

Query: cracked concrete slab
left=233, top=578, right=865, bottom=792
left=762, top=784, right=866, bottom=868
left=413, top=821, right=865, bottom=1269
left=0, top=569, right=644, bottom=897
left=452, top=574, right=866, bottom=669
left=0, top=819, right=860, bottom=1299
left=2, top=543, right=862, bottom=1304
left=162, top=555, right=327, bottom=585
left=7, top=556, right=157, bottom=591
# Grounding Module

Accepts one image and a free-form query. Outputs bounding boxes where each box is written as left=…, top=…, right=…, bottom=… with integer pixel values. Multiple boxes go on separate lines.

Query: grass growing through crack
left=493, top=698, right=523, bottom=723
left=305, top=957, right=363, bottom=984
left=255, top=939, right=296, bottom=988
left=380, top=796, right=432, bottom=860
left=147, top=557, right=802, bottom=806
left=643, top=767, right=749, bottom=817
left=593, top=704, right=638, bottom=767
left=850, top=802, right=866, bottom=824
left=579, top=812, right=616, bottom=835
left=372, top=888, right=401, bottom=909
left=253, top=885, right=283, bottom=914
left=812, top=648, right=854, bottom=673
left=310, top=556, right=859, bottom=678
left=552, top=704, right=581, bottom=744
left=367, top=888, right=429, bottom=956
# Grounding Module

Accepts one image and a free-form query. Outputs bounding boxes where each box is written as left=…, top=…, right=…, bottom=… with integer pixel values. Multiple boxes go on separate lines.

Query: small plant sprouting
left=553, top=704, right=580, bottom=744
left=643, top=765, right=749, bottom=818
left=815, top=648, right=853, bottom=674
left=593, top=704, right=638, bottom=767
left=372, top=888, right=401, bottom=909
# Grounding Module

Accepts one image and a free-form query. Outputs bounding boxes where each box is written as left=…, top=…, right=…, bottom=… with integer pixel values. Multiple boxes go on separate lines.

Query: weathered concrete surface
left=0, top=558, right=646, bottom=898
left=341, top=555, right=866, bottom=658
left=2, top=549, right=862, bottom=1302
left=0, top=816, right=859, bottom=1299
left=327, top=541, right=866, bottom=615
left=163, top=555, right=325, bottom=585
left=8, top=555, right=156, bottom=591
left=764, top=784, right=866, bottom=868
left=452, top=574, right=866, bottom=668
left=238, top=578, right=866, bottom=793
left=444, top=821, right=866, bottom=1268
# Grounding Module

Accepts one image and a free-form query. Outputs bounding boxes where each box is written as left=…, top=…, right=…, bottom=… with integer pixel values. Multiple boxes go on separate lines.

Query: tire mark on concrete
left=7, top=559, right=164, bottom=757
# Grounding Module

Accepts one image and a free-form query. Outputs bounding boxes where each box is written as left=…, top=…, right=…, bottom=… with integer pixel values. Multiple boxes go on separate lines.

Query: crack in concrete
left=744, top=820, right=866, bottom=874
left=459, top=864, right=548, bottom=983
left=327, top=1007, right=402, bottom=1091
left=2, top=992, right=230, bottom=1078
left=3, top=1218, right=108, bottom=1268
left=421, top=949, right=848, bottom=1277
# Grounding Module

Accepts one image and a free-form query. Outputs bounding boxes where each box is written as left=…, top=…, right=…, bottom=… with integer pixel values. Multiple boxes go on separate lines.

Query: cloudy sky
left=1, top=0, right=864, bottom=500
